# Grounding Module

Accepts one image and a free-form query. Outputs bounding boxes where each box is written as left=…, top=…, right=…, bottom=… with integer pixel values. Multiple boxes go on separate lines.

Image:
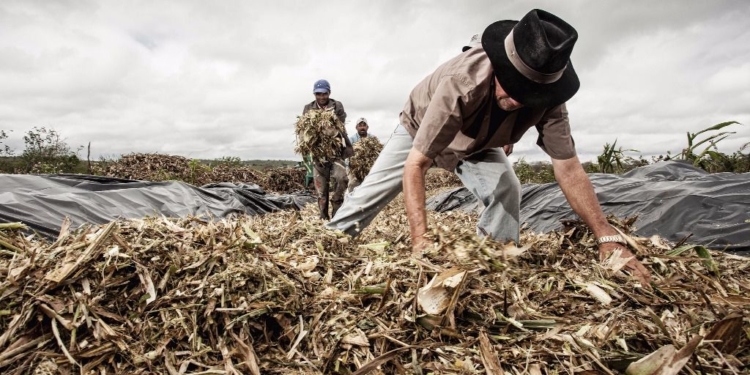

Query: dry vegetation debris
left=425, top=169, right=463, bottom=192
left=1, top=195, right=747, bottom=374
left=295, top=110, right=346, bottom=162
left=92, top=153, right=306, bottom=193
left=88, top=152, right=461, bottom=195
left=349, top=137, right=384, bottom=181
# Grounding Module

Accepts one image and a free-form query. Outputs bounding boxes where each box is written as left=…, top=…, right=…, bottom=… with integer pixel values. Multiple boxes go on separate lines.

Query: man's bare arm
left=551, top=155, right=614, bottom=237
left=404, top=147, right=433, bottom=253
left=551, top=155, right=652, bottom=285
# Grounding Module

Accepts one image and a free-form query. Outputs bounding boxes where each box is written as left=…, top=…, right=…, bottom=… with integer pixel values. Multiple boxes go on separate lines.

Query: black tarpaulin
left=426, top=161, right=750, bottom=252
left=0, top=174, right=315, bottom=238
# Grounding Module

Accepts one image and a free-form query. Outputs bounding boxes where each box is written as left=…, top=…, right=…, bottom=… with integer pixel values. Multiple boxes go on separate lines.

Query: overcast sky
left=1, top=0, right=748, bottom=164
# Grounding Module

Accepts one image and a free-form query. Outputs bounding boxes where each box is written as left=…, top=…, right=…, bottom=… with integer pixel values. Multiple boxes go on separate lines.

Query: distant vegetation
left=593, top=121, right=748, bottom=175
left=1, top=122, right=747, bottom=185
left=0, top=127, right=300, bottom=175
left=195, top=157, right=298, bottom=170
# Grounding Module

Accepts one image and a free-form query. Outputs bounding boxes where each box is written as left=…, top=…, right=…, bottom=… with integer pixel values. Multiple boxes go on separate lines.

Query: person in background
left=347, top=117, right=377, bottom=191
left=302, top=79, right=354, bottom=220
left=462, top=32, right=482, bottom=52
left=349, top=117, right=371, bottom=144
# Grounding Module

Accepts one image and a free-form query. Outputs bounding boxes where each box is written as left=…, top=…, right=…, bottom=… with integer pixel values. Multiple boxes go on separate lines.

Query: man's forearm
left=552, top=156, right=617, bottom=238
left=404, top=149, right=432, bottom=245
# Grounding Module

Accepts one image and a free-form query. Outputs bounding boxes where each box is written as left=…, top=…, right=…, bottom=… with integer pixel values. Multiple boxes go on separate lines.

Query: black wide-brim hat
left=482, top=10, right=580, bottom=108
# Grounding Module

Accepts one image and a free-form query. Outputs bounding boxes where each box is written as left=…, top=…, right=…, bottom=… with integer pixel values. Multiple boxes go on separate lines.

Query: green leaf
left=666, top=244, right=694, bottom=257
left=691, top=121, right=739, bottom=137
left=693, top=245, right=719, bottom=275
left=691, top=131, right=735, bottom=150
left=358, top=241, right=390, bottom=252
left=242, top=224, right=263, bottom=244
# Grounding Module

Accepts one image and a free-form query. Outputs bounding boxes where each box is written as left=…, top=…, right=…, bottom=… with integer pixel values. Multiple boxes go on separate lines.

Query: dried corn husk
left=294, top=109, right=345, bottom=161
left=417, top=268, right=467, bottom=315
left=0, top=191, right=748, bottom=374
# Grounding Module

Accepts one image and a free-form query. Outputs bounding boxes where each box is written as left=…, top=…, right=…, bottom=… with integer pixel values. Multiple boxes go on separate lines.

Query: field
left=1, top=170, right=748, bottom=374
left=1, top=125, right=749, bottom=374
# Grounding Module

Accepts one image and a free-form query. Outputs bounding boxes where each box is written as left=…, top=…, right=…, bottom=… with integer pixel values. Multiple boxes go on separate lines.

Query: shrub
left=20, top=127, right=83, bottom=173
left=0, top=130, right=12, bottom=157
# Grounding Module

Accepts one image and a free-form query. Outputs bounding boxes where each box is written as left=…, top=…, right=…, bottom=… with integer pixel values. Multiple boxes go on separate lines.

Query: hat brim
left=313, top=88, right=330, bottom=94
left=481, top=20, right=579, bottom=108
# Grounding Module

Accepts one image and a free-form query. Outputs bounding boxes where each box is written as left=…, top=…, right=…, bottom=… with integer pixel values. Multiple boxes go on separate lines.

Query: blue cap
left=313, top=79, right=330, bottom=93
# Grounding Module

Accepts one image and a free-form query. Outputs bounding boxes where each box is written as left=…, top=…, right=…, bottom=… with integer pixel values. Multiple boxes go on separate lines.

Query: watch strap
left=597, top=234, right=625, bottom=245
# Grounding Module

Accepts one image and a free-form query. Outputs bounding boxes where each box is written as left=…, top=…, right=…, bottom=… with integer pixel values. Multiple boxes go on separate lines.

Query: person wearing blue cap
left=302, top=79, right=354, bottom=220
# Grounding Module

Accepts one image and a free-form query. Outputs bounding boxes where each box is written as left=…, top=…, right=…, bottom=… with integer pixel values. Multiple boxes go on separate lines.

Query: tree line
left=1, top=122, right=747, bottom=184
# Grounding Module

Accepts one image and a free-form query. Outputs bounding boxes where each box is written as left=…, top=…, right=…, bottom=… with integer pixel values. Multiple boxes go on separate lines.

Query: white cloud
left=0, top=0, right=748, bottom=164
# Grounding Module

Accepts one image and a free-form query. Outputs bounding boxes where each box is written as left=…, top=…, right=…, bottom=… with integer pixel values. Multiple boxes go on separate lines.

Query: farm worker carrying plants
left=326, top=9, right=652, bottom=286
left=301, top=79, right=354, bottom=220
left=349, top=117, right=371, bottom=144
left=347, top=118, right=380, bottom=192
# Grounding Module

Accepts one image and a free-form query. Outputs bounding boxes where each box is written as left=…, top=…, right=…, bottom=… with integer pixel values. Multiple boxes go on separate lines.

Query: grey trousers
left=325, top=124, right=521, bottom=244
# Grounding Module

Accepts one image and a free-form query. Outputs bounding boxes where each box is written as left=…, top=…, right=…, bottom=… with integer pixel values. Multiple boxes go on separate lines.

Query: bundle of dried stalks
left=294, top=110, right=345, bottom=162
left=1, top=198, right=748, bottom=374
left=349, top=137, right=384, bottom=181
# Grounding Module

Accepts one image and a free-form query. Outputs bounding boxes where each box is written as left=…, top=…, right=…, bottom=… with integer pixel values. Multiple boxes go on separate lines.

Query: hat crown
left=313, top=79, right=331, bottom=92
left=514, top=9, right=577, bottom=74
left=479, top=9, right=580, bottom=108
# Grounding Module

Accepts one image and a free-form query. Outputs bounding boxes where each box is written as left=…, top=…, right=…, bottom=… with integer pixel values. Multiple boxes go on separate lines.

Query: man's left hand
left=598, top=242, right=652, bottom=287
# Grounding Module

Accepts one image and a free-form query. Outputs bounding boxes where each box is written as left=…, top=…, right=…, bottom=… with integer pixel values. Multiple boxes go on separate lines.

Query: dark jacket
left=302, top=98, right=354, bottom=158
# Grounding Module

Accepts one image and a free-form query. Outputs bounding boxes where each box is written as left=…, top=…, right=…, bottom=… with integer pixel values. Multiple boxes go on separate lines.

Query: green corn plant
left=0, top=130, right=12, bottom=156
left=597, top=139, right=639, bottom=174
left=679, top=121, right=739, bottom=166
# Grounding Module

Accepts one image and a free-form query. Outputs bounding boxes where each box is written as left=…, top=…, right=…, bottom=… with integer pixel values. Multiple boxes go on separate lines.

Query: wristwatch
left=597, top=234, right=626, bottom=245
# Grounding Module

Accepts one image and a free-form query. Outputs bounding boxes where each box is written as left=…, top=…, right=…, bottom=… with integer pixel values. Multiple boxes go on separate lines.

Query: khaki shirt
left=400, top=47, right=576, bottom=171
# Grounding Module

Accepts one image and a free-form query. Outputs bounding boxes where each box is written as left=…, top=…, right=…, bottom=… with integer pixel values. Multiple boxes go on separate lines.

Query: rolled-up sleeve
left=412, top=76, right=474, bottom=159
left=535, top=104, right=577, bottom=160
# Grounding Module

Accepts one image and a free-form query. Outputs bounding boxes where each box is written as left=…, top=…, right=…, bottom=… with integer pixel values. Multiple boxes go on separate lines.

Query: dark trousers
left=313, top=157, right=348, bottom=220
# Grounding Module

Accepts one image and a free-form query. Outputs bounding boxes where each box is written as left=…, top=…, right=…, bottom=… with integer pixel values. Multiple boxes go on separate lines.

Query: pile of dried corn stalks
left=92, top=153, right=306, bottom=193
left=295, top=110, right=346, bottom=162
left=92, top=153, right=202, bottom=182
left=349, top=137, right=384, bottom=181
left=1, top=199, right=747, bottom=374
left=425, top=168, right=463, bottom=192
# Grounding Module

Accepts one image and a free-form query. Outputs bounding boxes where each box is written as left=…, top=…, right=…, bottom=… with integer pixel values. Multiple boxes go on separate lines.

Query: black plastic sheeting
left=0, top=174, right=315, bottom=239
left=427, top=161, right=750, bottom=253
